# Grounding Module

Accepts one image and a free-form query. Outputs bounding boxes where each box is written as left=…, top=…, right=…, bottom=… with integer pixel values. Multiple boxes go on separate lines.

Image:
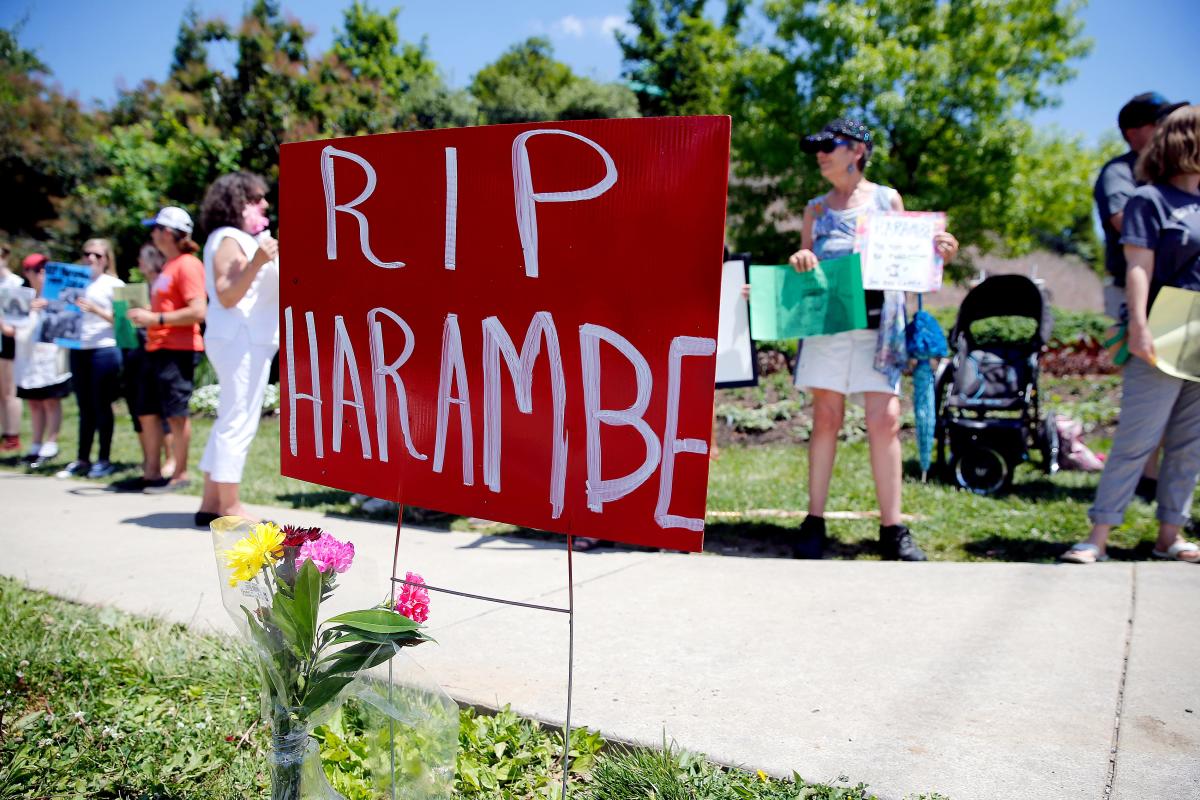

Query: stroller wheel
left=952, top=447, right=1011, bottom=495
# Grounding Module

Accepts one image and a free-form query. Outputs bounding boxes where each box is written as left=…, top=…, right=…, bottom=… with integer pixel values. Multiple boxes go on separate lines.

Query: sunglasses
left=805, top=136, right=853, bottom=154
left=82, top=251, right=107, bottom=261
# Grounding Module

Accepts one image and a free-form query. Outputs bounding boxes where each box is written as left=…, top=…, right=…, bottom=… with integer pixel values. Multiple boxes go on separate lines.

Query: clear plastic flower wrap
left=211, top=517, right=456, bottom=799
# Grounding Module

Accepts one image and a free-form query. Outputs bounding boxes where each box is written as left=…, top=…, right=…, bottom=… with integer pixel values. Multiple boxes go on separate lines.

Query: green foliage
left=1049, top=307, right=1109, bottom=342
left=1001, top=130, right=1123, bottom=265
left=618, top=0, right=747, bottom=116
left=725, top=0, right=1101, bottom=265
left=716, top=398, right=804, bottom=432
left=0, top=577, right=266, bottom=797
left=928, top=303, right=1109, bottom=345
left=455, top=704, right=604, bottom=797
left=582, top=742, right=881, bottom=799
left=472, top=37, right=638, bottom=124
left=0, top=25, right=101, bottom=258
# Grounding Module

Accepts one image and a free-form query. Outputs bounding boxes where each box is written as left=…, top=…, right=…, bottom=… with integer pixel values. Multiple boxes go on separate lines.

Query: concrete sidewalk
left=1, top=471, right=1196, bottom=800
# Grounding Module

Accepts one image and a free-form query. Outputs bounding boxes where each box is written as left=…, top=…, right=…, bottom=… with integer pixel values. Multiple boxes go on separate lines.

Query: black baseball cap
left=1118, top=92, right=1188, bottom=130
left=802, top=118, right=874, bottom=155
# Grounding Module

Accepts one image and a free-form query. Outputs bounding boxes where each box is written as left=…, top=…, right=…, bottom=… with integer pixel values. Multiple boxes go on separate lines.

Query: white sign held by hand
left=856, top=211, right=946, bottom=293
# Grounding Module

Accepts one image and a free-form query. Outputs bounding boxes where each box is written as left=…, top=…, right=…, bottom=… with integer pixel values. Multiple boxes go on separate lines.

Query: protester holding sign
left=126, top=207, right=207, bottom=494
left=1063, top=105, right=1200, bottom=565
left=11, top=254, right=71, bottom=467
left=56, top=239, right=125, bottom=479
left=787, top=118, right=958, bottom=561
left=0, top=243, right=28, bottom=452
left=195, top=172, right=281, bottom=526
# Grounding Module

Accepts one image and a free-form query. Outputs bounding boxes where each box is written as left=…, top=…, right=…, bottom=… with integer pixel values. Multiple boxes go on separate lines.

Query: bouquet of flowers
left=212, top=518, right=452, bottom=800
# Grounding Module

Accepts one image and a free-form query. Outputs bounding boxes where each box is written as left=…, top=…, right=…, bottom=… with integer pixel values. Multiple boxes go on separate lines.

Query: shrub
left=188, top=383, right=280, bottom=417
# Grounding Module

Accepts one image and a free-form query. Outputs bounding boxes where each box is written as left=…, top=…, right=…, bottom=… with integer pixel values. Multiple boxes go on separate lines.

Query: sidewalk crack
left=1103, top=563, right=1137, bottom=800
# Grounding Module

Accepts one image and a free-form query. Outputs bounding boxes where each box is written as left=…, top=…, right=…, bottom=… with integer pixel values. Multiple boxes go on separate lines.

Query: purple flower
left=296, top=532, right=355, bottom=574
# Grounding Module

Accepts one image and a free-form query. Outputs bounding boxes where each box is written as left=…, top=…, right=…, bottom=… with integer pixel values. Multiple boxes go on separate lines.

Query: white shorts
left=794, top=328, right=899, bottom=406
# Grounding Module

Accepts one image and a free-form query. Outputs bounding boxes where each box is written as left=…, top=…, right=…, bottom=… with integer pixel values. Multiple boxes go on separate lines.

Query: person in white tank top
left=195, top=172, right=280, bottom=527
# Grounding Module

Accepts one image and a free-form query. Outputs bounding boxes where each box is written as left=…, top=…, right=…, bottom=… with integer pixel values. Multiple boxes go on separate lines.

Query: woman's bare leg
left=808, top=389, right=846, bottom=517
left=864, top=392, right=903, bottom=527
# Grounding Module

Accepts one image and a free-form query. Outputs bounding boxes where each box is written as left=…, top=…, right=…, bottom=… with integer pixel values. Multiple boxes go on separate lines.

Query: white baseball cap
left=142, top=206, right=194, bottom=235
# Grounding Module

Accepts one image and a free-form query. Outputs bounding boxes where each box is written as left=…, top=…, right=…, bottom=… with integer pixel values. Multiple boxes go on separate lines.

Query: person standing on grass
left=194, top=173, right=280, bottom=527
left=786, top=118, right=959, bottom=561
left=1062, top=106, right=1200, bottom=565
left=0, top=242, right=27, bottom=452
left=115, top=243, right=175, bottom=488
left=56, top=238, right=124, bottom=479
left=1093, top=92, right=1189, bottom=502
left=9, top=254, right=71, bottom=467
left=126, top=208, right=206, bottom=494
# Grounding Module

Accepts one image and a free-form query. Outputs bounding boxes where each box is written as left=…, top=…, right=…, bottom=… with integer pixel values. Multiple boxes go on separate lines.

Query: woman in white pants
left=195, top=172, right=280, bottom=526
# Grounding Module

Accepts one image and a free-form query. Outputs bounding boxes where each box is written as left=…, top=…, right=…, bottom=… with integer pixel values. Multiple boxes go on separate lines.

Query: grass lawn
left=0, top=578, right=941, bottom=800
left=1, top=374, right=1192, bottom=562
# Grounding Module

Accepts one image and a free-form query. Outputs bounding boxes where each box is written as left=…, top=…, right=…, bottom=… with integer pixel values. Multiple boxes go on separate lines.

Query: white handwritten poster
left=855, top=211, right=946, bottom=293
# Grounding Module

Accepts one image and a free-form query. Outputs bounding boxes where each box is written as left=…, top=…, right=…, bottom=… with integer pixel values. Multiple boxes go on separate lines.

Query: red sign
left=278, top=116, right=730, bottom=551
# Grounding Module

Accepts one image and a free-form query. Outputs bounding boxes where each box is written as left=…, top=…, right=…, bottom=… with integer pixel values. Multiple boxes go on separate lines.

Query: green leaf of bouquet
left=327, top=627, right=432, bottom=647
left=323, top=608, right=421, bottom=634
left=269, top=593, right=304, bottom=660
left=293, top=559, right=321, bottom=654
left=316, top=641, right=398, bottom=677
left=241, top=607, right=290, bottom=702
left=301, top=675, right=354, bottom=717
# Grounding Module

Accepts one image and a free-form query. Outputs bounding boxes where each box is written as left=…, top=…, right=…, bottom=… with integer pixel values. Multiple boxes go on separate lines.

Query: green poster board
left=112, top=300, right=140, bottom=350
left=748, top=253, right=868, bottom=340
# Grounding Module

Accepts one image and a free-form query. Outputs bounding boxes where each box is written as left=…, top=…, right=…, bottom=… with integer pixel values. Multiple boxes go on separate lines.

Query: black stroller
left=934, top=274, right=1058, bottom=494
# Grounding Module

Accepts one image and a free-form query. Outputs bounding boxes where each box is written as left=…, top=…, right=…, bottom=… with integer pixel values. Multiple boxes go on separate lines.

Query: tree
left=726, top=0, right=1094, bottom=264
left=471, top=37, right=574, bottom=122
left=471, top=36, right=638, bottom=124
left=318, top=1, right=475, bottom=134
left=0, top=25, right=101, bottom=256
left=617, top=0, right=746, bottom=116
left=555, top=78, right=639, bottom=120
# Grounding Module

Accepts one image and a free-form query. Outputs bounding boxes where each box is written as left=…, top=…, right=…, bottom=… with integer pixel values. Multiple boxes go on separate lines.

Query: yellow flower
left=223, top=522, right=284, bottom=586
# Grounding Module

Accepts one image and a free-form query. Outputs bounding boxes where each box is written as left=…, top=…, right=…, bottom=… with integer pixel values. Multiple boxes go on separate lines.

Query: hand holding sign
left=855, top=211, right=948, bottom=293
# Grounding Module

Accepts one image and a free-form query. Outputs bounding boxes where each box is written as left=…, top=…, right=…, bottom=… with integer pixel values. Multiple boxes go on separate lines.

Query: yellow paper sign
left=1147, top=286, right=1200, bottom=382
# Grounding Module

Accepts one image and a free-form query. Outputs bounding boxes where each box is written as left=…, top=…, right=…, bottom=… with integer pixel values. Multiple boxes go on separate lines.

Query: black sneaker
left=792, top=515, right=826, bottom=559
left=880, top=524, right=927, bottom=562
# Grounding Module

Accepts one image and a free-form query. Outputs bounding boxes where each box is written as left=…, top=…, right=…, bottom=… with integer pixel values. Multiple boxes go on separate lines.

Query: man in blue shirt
left=1094, top=93, right=1187, bottom=318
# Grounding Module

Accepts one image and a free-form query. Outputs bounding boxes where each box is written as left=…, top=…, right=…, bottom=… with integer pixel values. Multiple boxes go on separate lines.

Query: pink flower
left=296, top=532, right=355, bottom=574
left=243, top=205, right=270, bottom=235
left=393, top=571, right=430, bottom=623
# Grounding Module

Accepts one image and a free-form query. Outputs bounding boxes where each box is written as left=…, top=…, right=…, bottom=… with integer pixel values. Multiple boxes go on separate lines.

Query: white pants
left=199, top=330, right=276, bottom=483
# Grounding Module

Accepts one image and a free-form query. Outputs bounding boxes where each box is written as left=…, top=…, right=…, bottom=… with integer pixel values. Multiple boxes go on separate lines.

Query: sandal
left=1060, top=542, right=1109, bottom=564
left=1151, top=540, right=1200, bottom=563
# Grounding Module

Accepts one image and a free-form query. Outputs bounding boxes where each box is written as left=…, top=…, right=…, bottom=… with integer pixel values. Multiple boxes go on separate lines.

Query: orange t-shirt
left=147, top=253, right=205, bottom=352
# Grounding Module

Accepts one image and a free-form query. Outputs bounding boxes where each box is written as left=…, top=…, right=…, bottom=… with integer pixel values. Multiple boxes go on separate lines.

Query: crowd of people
left=0, top=171, right=279, bottom=528
left=1, top=100, right=1198, bottom=563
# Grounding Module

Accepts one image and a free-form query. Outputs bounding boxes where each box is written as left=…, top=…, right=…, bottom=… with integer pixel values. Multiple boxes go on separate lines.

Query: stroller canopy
left=951, top=274, right=1053, bottom=349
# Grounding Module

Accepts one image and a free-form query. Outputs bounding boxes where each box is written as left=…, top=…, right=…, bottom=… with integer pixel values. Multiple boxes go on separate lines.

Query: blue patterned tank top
left=807, top=184, right=898, bottom=326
